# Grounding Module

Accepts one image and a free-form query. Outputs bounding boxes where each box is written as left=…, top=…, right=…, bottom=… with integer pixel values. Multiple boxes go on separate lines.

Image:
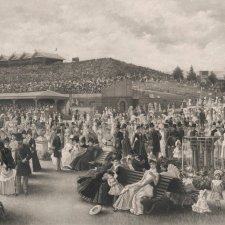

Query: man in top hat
left=132, top=124, right=147, bottom=159
left=114, top=124, right=124, bottom=159
left=149, top=122, right=161, bottom=159
left=121, top=124, right=132, bottom=158
left=15, top=133, right=32, bottom=196
left=144, top=124, right=153, bottom=156
left=177, top=122, right=184, bottom=143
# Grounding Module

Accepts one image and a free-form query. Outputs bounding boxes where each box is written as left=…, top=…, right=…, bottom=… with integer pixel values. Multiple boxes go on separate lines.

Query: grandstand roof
left=9, top=53, right=23, bottom=60
left=0, top=90, right=69, bottom=100
left=0, top=55, right=9, bottom=61
left=21, top=52, right=33, bottom=60
left=0, top=51, right=64, bottom=62
left=33, top=51, right=64, bottom=60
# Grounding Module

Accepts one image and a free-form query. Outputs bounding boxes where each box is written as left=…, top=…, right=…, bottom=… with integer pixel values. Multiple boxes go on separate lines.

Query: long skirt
left=0, top=169, right=16, bottom=195
left=32, top=151, right=41, bottom=172
left=130, top=184, right=154, bottom=215
left=113, top=186, right=139, bottom=210
left=77, top=172, right=113, bottom=205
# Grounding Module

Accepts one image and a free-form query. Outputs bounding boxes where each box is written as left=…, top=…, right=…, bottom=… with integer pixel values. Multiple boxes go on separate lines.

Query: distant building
left=199, top=71, right=210, bottom=82
left=198, top=70, right=225, bottom=92
left=213, top=71, right=225, bottom=92
left=72, top=57, right=79, bottom=63
left=0, top=51, right=64, bottom=67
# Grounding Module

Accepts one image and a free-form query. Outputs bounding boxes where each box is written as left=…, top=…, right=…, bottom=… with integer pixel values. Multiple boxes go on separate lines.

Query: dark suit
left=150, top=129, right=161, bottom=158
left=52, top=134, right=62, bottom=170
left=15, top=143, right=32, bottom=194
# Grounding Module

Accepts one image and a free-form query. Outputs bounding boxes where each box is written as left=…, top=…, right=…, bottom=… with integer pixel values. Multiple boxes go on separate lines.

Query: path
left=1, top=161, right=225, bottom=225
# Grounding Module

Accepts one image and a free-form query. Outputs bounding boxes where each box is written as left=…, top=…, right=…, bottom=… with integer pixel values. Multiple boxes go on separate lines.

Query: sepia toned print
left=0, top=1, right=225, bottom=225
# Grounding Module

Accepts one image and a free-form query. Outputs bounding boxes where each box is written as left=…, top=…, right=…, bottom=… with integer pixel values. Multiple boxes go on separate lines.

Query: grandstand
left=0, top=57, right=170, bottom=94
left=0, top=56, right=211, bottom=105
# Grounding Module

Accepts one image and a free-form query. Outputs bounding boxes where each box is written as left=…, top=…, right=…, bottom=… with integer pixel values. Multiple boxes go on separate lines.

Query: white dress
left=192, top=190, right=211, bottom=213
left=61, top=143, right=73, bottom=168
left=159, top=130, right=166, bottom=157
left=114, top=169, right=159, bottom=215
left=0, top=166, right=16, bottom=195
left=107, top=177, right=123, bottom=196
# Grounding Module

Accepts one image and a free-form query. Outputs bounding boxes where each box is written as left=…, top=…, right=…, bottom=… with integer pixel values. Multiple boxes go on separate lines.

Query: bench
left=117, top=167, right=186, bottom=198
left=88, top=146, right=113, bottom=168
left=117, top=167, right=196, bottom=213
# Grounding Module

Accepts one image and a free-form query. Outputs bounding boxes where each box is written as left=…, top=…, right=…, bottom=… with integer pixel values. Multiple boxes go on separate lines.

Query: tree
left=187, top=65, right=197, bottom=81
left=172, top=66, right=184, bottom=81
left=208, top=71, right=217, bottom=85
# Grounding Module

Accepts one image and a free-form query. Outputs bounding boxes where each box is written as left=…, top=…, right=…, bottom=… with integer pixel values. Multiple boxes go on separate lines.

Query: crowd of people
left=0, top=96, right=224, bottom=215
left=0, top=58, right=174, bottom=94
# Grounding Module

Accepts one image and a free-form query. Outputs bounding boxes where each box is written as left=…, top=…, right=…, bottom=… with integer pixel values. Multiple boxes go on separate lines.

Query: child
left=173, top=139, right=182, bottom=160
left=192, top=189, right=211, bottom=213
left=106, top=171, right=123, bottom=203
left=210, top=170, right=224, bottom=210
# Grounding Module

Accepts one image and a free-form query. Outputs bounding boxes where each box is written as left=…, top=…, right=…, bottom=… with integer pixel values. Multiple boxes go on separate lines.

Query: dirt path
left=1, top=161, right=225, bottom=225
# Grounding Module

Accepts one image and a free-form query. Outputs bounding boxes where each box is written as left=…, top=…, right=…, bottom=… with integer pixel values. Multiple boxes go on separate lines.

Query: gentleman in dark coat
left=177, top=122, right=185, bottom=143
left=132, top=125, right=147, bottom=158
left=121, top=124, right=131, bottom=158
left=15, top=133, right=32, bottom=196
left=114, top=124, right=124, bottom=159
left=149, top=123, right=161, bottom=158
left=52, top=129, right=62, bottom=171
left=144, top=124, right=153, bottom=156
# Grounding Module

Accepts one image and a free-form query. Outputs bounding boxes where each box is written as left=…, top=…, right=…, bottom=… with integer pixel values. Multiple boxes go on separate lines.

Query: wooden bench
left=88, top=146, right=113, bottom=168
left=117, top=167, right=186, bottom=199
left=116, top=167, right=195, bottom=213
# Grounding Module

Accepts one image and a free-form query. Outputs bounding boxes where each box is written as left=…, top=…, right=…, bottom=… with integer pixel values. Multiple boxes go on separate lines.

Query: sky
left=0, top=0, right=225, bottom=72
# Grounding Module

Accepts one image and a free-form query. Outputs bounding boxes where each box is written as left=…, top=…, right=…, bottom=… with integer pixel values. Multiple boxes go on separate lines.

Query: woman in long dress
left=9, top=133, right=18, bottom=161
left=61, top=135, right=73, bottom=168
left=70, top=137, right=100, bottom=171
left=159, top=124, right=166, bottom=157
left=24, top=130, right=41, bottom=172
left=113, top=160, right=159, bottom=215
left=77, top=158, right=120, bottom=205
left=0, top=139, right=16, bottom=195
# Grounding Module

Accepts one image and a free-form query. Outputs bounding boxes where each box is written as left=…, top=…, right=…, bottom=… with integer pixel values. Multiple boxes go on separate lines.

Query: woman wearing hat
left=113, top=159, right=159, bottom=215
left=71, top=137, right=100, bottom=171
left=61, top=135, right=74, bottom=168
left=0, top=139, right=16, bottom=195
left=9, top=133, right=18, bottom=161
left=25, top=130, right=41, bottom=172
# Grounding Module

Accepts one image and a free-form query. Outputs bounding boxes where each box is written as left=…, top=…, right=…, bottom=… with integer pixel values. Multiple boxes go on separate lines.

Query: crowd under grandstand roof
left=0, top=90, right=68, bottom=100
